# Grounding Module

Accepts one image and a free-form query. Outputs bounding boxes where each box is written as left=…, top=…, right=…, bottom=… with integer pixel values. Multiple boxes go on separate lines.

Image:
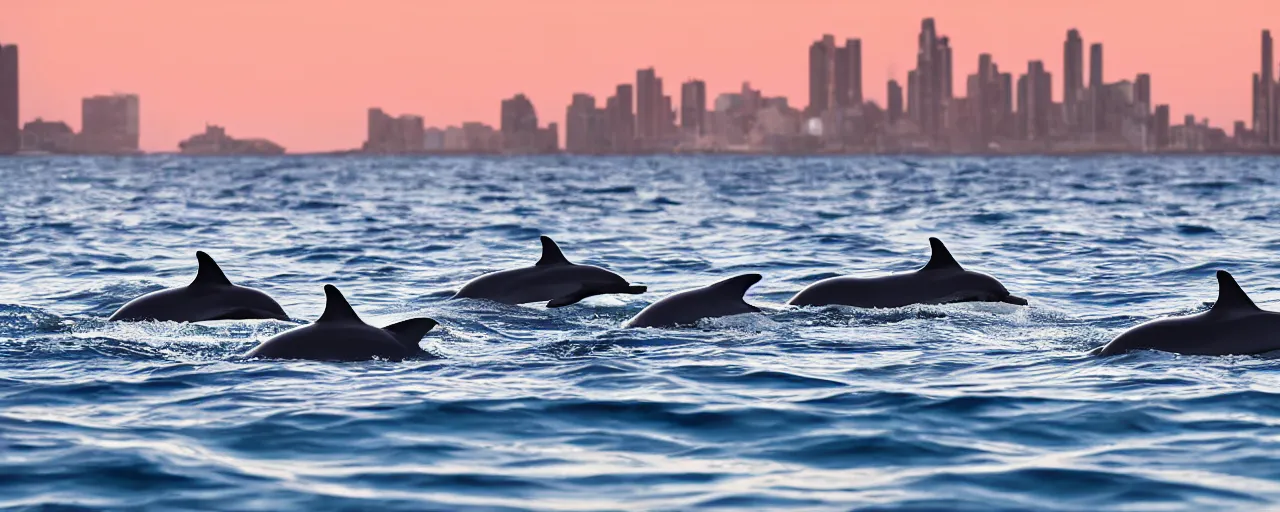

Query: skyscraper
left=0, top=42, right=17, bottom=154
left=1016, top=74, right=1029, bottom=139
left=608, top=84, right=634, bottom=152
left=887, top=80, right=903, bottom=124
left=636, top=67, right=669, bottom=145
left=1025, top=61, right=1052, bottom=140
left=913, top=18, right=949, bottom=140
left=907, top=70, right=919, bottom=123
left=1153, top=104, right=1171, bottom=148
left=1063, top=29, right=1084, bottom=133
left=1089, top=43, right=1105, bottom=134
left=975, top=53, right=1002, bottom=144
left=834, top=38, right=863, bottom=108
left=680, top=80, right=707, bottom=135
left=565, top=93, right=597, bottom=153
left=808, top=35, right=835, bottom=115
left=1259, top=31, right=1274, bottom=145
left=939, top=36, right=953, bottom=101
left=1134, top=73, right=1151, bottom=117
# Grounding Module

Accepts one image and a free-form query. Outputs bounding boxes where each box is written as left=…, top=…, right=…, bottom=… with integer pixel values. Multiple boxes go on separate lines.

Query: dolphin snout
left=625, top=285, right=648, bottom=294
left=1002, top=294, right=1029, bottom=306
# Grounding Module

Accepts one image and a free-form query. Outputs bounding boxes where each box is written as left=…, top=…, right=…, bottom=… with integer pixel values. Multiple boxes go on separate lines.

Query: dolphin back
left=624, top=273, right=762, bottom=328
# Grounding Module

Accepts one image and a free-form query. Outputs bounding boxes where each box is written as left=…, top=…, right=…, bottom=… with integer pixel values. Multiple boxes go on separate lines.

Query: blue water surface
left=3, top=155, right=1280, bottom=511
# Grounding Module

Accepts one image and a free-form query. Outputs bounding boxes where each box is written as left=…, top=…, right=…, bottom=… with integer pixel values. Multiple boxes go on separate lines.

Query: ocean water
left=2, top=155, right=1280, bottom=511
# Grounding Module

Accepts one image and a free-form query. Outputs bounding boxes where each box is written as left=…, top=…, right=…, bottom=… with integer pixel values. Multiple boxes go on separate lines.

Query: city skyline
left=5, top=0, right=1280, bottom=152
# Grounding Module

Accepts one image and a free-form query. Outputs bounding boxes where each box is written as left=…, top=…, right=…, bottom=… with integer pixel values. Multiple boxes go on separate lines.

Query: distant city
left=5, top=18, right=1280, bottom=156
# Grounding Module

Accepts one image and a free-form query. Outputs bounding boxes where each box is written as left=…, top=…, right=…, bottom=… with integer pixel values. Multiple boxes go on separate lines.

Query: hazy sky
left=4, top=0, right=1277, bottom=152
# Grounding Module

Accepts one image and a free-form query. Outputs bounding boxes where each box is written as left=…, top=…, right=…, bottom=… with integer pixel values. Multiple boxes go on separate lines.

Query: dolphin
left=623, top=274, right=763, bottom=328
left=453, top=236, right=647, bottom=307
left=244, top=285, right=438, bottom=362
left=1094, top=271, right=1280, bottom=357
left=786, top=238, right=1028, bottom=309
left=108, top=251, right=289, bottom=322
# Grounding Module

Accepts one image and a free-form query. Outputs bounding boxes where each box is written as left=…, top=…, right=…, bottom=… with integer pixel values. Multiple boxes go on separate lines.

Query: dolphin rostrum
left=1094, top=271, right=1280, bottom=356
left=623, top=273, right=763, bottom=328
left=453, top=236, right=646, bottom=307
left=108, top=251, right=289, bottom=322
left=244, top=285, right=438, bottom=362
left=787, top=238, right=1027, bottom=309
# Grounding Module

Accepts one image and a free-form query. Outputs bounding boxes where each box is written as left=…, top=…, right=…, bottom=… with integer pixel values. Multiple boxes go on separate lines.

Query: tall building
left=974, top=53, right=1004, bottom=144
left=807, top=35, right=836, bottom=115
left=1089, top=43, right=1105, bottom=134
left=0, top=42, right=16, bottom=155
left=1153, top=104, right=1171, bottom=148
left=680, top=80, right=707, bottom=135
left=999, top=72, right=1014, bottom=137
left=565, top=93, right=596, bottom=153
left=1134, top=73, right=1151, bottom=116
left=1258, top=31, right=1274, bottom=145
left=635, top=67, right=669, bottom=145
left=1024, top=61, right=1052, bottom=140
left=80, top=94, right=140, bottom=154
left=834, top=38, right=863, bottom=108
left=887, top=80, right=903, bottom=124
left=913, top=18, right=950, bottom=140
left=939, top=36, right=953, bottom=101
left=608, top=84, right=634, bottom=152
left=1063, top=29, right=1084, bottom=133
left=907, top=70, right=919, bottom=123
left=1016, top=74, right=1029, bottom=139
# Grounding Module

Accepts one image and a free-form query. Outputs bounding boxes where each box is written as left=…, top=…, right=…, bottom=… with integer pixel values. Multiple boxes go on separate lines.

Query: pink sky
left=4, top=0, right=1277, bottom=152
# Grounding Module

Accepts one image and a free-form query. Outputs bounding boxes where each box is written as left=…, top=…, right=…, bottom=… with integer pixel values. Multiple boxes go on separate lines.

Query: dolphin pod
left=100, top=237, right=1279, bottom=360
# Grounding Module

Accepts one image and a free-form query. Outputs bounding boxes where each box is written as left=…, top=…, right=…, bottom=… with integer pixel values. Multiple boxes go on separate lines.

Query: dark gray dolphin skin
left=786, top=238, right=1028, bottom=308
left=1094, top=271, right=1280, bottom=357
left=453, top=236, right=647, bottom=307
left=108, top=251, right=289, bottom=322
left=244, top=285, right=438, bottom=362
left=623, top=274, right=763, bottom=328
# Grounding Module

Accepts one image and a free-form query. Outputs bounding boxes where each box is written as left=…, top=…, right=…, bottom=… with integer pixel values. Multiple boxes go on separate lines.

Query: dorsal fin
left=1212, top=270, right=1261, bottom=312
left=919, top=237, right=964, bottom=272
left=706, top=273, right=762, bottom=299
left=190, top=251, right=233, bottom=287
left=536, top=236, right=572, bottom=266
left=317, top=285, right=363, bottom=324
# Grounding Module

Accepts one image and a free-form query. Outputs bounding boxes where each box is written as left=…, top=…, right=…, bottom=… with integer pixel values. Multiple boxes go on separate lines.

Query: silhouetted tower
left=808, top=35, right=835, bottom=114
left=1153, top=104, right=1171, bottom=148
left=834, top=38, right=863, bottom=108
left=0, top=42, right=16, bottom=154
left=680, top=80, right=707, bottom=135
left=1134, top=73, right=1151, bottom=117
left=1258, top=31, right=1274, bottom=145
left=1063, top=29, right=1084, bottom=133
left=636, top=67, right=668, bottom=145
left=1026, top=61, right=1052, bottom=140
left=914, top=18, right=949, bottom=140
left=1089, top=43, right=1105, bottom=134
left=609, top=84, right=634, bottom=151
left=887, top=80, right=903, bottom=124
left=907, top=70, right=919, bottom=123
